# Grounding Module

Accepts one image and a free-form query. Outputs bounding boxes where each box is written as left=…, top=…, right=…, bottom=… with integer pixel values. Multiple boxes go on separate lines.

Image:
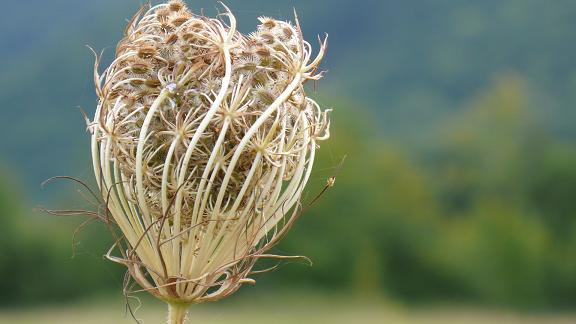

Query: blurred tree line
left=276, top=76, right=576, bottom=309
left=2, top=76, right=576, bottom=309
left=0, top=178, right=124, bottom=306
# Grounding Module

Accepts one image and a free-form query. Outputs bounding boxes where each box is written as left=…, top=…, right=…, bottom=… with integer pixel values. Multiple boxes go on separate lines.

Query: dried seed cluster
left=90, top=0, right=330, bottom=304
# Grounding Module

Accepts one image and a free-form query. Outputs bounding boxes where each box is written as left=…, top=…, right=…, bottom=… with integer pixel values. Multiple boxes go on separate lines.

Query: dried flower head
left=88, top=0, right=330, bottom=321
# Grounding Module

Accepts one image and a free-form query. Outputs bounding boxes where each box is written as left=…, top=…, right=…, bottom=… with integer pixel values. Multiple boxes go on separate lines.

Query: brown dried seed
left=145, top=78, right=161, bottom=88
left=130, top=62, right=150, bottom=74
left=125, top=93, right=141, bottom=104
left=137, top=87, right=155, bottom=97
left=156, top=8, right=171, bottom=21
left=161, top=23, right=175, bottom=32
left=241, top=62, right=258, bottom=71
left=165, top=33, right=179, bottom=45
left=273, top=44, right=287, bottom=54
left=189, top=21, right=204, bottom=30
left=171, top=16, right=189, bottom=27
left=260, top=32, right=275, bottom=44
left=108, top=90, right=121, bottom=100
left=130, top=79, right=145, bottom=86
left=181, top=32, right=195, bottom=41
left=255, top=47, right=271, bottom=57
left=137, top=46, right=156, bottom=59
left=168, top=0, right=184, bottom=11
left=252, top=72, right=268, bottom=85
left=246, top=38, right=258, bottom=46
left=283, top=27, right=294, bottom=39
left=256, top=90, right=275, bottom=105
left=166, top=60, right=176, bottom=70
left=202, top=55, right=213, bottom=64
left=173, top=62, right=186, bottom=76
left=261, top=18, right=276, bottom=29
left=259, top=57, right=272, bottom=67
left=270, top=59, right=283, bottom=70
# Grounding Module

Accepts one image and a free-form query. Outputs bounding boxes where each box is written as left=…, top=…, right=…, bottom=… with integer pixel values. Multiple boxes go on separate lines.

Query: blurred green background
left=2, top=0, right=576, bottom=322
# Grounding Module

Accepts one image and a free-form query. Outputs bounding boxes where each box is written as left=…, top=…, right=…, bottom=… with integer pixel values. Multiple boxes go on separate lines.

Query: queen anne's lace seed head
left=89, top=0, right=330, bottom=305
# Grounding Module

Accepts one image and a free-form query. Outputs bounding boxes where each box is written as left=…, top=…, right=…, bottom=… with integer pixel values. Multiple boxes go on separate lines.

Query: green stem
left=167, top=303, right=189, bottom=324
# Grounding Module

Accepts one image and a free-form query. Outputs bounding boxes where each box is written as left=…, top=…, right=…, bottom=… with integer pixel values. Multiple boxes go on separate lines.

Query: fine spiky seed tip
left=89, top=0, right=332, bottom=320
left=168, top=0, right=186, bottom=12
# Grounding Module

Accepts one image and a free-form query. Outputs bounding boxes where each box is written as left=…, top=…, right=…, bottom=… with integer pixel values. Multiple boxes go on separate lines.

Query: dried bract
left=89, top=0, right=330, bottom=307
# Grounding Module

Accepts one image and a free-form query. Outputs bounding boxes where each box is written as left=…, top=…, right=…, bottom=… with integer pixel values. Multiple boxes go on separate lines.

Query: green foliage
left=2, top=71, right=576, bottom=311
left=274, top=77, right=576, bottom=309
left=0, top=175, right=123, bottom=306
left=2, top=0, right=576, bottom=311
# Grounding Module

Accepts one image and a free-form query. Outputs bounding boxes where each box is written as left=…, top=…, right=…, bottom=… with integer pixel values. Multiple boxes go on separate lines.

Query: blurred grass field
left=1, top=294, right=576, bottom=324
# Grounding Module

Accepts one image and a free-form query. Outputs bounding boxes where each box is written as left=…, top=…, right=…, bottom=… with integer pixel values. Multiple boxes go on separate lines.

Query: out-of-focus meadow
left=2, top=0, right=576, bottom=322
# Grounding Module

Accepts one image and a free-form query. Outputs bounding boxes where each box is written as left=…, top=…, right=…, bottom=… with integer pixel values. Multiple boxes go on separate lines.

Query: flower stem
left=167, top=303, right=189, bottom=324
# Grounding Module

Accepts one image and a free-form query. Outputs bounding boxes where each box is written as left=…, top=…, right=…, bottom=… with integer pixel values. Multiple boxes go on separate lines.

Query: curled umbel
left=89, top=0, right=330, bottom=305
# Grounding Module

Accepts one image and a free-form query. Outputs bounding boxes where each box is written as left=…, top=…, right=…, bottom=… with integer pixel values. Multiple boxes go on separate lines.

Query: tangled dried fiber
left=55, top=1, right=332, bottom=322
